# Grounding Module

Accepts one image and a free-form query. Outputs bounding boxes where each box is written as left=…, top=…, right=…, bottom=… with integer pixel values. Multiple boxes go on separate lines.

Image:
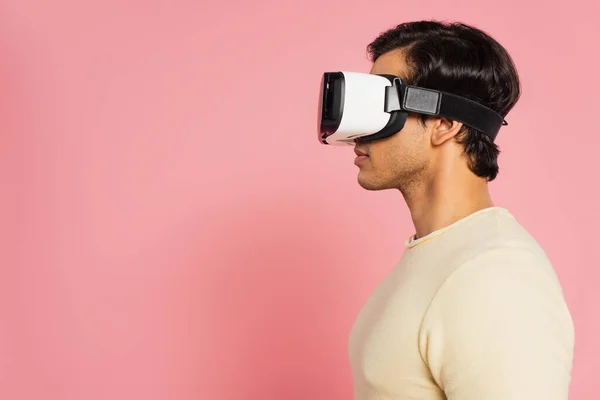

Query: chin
left=357, top=173, right=390, bottom=191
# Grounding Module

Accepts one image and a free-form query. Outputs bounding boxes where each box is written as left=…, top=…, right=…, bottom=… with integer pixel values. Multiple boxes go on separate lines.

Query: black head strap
left=384, top=77, right=507, bottom=141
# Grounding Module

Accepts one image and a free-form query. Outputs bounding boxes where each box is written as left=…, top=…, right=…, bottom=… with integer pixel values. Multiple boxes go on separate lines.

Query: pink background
left=1, top=0, right=598, bottom=399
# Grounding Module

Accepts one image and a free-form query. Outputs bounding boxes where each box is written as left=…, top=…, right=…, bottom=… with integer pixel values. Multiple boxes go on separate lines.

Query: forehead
left=369, top=48, right=410, bottom=80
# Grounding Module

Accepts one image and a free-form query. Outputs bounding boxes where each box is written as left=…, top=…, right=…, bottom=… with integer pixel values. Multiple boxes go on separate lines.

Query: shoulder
left=431, top=207, right=554, bottom=276
left=425, top=246, right=569, bottom=320
left=419, top=245, right=575, bottom=359
left=452, top=245, right=560, bottom=287
left=417, top=247, right=575, bottom=399
left=415, top=210, right=576, bottom=398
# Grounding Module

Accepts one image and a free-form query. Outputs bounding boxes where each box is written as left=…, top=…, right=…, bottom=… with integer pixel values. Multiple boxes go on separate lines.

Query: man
left=346, top=21, right=575, bottom=399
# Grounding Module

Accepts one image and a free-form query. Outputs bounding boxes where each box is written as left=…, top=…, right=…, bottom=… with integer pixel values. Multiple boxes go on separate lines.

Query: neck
left=403, top=166, right=494, bottom=240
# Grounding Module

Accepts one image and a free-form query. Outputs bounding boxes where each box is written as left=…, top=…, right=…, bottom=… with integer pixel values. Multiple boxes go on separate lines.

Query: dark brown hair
left=368, top=21, right=521, bottom=181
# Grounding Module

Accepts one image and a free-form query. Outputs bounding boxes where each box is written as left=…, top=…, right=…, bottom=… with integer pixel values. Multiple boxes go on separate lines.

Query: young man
left=346, top=21, right=575, bottom=399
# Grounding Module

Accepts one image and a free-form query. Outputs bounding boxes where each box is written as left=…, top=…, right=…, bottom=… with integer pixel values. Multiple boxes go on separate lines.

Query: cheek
left=377, top=131, right=425, bottom=170
left=376, top=134, right=407, bottom=165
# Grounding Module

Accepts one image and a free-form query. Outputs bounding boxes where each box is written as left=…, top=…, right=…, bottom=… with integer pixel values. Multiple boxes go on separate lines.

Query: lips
left=354, top=147, right=369, bottom=167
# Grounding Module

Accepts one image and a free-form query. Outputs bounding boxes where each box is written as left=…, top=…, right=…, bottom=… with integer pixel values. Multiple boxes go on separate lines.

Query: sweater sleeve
left=418, top=249, right=575, bottom=400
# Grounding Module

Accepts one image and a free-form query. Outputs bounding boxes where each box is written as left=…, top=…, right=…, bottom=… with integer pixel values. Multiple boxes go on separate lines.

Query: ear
left=429, top=117, right=464, bottom=146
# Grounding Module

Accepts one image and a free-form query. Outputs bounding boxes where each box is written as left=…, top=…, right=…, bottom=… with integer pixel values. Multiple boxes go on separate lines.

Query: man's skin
left=354, top=48, right=495, bottom=239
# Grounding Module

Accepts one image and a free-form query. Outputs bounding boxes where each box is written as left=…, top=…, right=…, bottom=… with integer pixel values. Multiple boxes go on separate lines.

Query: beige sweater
left=348, top=207, right=574, bottom=400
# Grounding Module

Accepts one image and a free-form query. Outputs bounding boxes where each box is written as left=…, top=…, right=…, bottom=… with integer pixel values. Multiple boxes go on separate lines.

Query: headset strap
left=385, top=78, right=507, bottom=141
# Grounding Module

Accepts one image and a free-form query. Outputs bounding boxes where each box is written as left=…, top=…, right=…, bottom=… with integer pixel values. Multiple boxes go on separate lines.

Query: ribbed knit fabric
left=348, top=207, right=574, bottom=400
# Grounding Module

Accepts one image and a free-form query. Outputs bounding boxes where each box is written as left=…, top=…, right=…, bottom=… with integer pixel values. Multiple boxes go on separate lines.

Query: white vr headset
left=317, top=71, right=507, bottom=146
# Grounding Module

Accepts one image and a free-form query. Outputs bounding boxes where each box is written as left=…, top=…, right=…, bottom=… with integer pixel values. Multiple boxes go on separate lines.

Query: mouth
left=354, top=147, right=369, bottom=166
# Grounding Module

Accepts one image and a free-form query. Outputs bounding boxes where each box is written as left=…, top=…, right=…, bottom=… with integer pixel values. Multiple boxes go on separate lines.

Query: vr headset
left=317, top=71, right=507, bottom=146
